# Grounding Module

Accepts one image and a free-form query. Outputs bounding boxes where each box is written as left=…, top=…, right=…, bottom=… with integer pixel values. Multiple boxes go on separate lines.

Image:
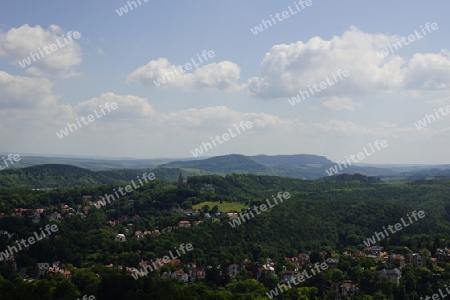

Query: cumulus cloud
left=406, top=50, right=450, bottom=90
left=0, top=24, right=82, bottom=78
left=0, top=71, right=58, bottom=109
left=321, top=97, right=356, bottom=111
left=75, top=93, right=155, bottom=120
left=126, top=58, right=241, bottom=91
left=244, top=26, right=450, bottom=98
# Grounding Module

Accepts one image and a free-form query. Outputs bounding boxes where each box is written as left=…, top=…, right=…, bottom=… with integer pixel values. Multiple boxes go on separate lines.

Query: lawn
left=192, top=201, right=247, bottom=212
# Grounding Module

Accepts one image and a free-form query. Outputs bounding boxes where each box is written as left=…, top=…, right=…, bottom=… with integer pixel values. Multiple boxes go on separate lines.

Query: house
left=411, top=253, right=426, bottom=268
left=388, top=254, right=405, bottom=268
left=329, top=282, right=359, bottom=298
left=172, top=270, right=189, bottom=283
left=431, top=257, right=438, bottom=266
left=49, top=212, right=62, bottom=222
left=228, top=264, right=240, bottom=277
left=183, top=209, right=193, bottom=215
left=135, top=231, right=143, bottom=239
left=201, top=184, right=215, bottom=192
left=297, top=253, right=310, bottom=267
left=168, top=259, right=181, bottom=267
left=281, top=271, right=297, bottom=284
left=36, top=262, right=49, bottom=277
left=369, top=246, right=384, bottom=256
left=367, top=254, right=381, bottom=262
left=435, top=248, right=450, bottom=264
left=326, top=258, right=339, bottom=269
left=179, top=221, right=191, bottom=228
left=0, top=230, right=14, bottom=239
left=204, top=213, right=211, bottom=219
left=32, top=209, right=43, bottom=224
left=257, top=264, right=275, bottom=279
left=379, top=268, right=402, bottom=284
left=227, top=213, right=239, bottom=219
left=116, top=234, right=126, bottom=242
left=343, top=251, right=352, bottom=256
left=353, top=251, right=366, bottom=258
left=189, top=269, right=206, bottom=282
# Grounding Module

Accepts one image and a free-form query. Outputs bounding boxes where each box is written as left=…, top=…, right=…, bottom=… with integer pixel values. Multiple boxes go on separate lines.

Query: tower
left=178, top=173, right=184, bottom=188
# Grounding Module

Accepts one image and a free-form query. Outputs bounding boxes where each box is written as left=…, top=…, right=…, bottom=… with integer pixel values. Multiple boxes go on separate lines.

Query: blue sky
left=0, top=0, right=449, bottom=163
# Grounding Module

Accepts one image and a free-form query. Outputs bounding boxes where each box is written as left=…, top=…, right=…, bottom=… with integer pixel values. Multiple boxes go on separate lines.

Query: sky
left=0, top=0, right=449, bottom=164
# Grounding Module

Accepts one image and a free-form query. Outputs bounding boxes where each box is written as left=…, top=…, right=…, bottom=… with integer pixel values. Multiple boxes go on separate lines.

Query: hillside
left=251, top=154, right=332, bottom=165
left=0, top=164, right=112, bottom=188
left=0, top=164, right=191, bottom=188
left=159, top=154, right=272, bottom=174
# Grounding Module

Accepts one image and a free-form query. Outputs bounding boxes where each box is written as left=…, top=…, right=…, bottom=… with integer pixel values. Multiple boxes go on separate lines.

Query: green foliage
left=0, top=173, right=450, bottom=298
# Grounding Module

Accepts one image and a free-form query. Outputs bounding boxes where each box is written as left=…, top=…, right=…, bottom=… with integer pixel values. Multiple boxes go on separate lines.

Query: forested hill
left=0, top=164, right=188, bottom=188
left=0, top=164, right=111, bottom=188
left=159, top=153, right=398, bottom=179
left=159, top=154, right=272, bottom=173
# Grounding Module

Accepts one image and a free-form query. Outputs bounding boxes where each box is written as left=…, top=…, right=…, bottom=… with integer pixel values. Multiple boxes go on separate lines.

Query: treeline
left=0, top=164, right=192, bottom=188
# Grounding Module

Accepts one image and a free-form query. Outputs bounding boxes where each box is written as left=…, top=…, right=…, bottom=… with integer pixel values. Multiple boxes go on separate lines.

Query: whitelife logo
left=325, top=140, right=388, bottom=176
left=229, top=192, right=290, bottom=228
left=94, top=172, right=156, bottom=209
left=18, top=31, right=81, bottom=68
left=56, top=102, right=118, bottom=139
left=153, top=50, right=215, bottom=87
left=288, top=69, right=350, bottom=106
left=266, top=261, right=328, bottom=298
left=377, top=22, right=438, bottom=58
left=0, top=154, right=21, bottom=171
left=76, top=296, right=95, bottom=300
left=131, top=243, right=193, bottom=279
left=414, top=104, right=450, bottom=129
left=363, top=211, right=425, bottom=247
left=250, top=0, right=313, bottom=35
left=190, top=121, right=253, bottom=158
left=421, top=285, right=450, bottom=300
left=115, top=0, right=149, bottom=16
left=0, top=224, right=58, bottom=261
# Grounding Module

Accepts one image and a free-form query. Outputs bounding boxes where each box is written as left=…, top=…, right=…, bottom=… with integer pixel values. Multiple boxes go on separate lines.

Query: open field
left=192, top=201, right=247, bottom=212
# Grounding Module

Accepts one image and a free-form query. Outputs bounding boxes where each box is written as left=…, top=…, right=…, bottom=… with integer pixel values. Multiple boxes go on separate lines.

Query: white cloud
left=244, top=27, right=450, bottom=98
left=127, top=58, right=241, bottom=91
left=0, top=71, right=57, bottom=109
left=75, top=93, right=155, bottom=120
left=0, top=24, right=82, bottom=78
left=321, top=97, right=356, bottom=111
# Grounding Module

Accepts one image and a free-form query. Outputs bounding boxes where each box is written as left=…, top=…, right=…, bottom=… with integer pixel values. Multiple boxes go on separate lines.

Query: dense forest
left=0, top=169, right=450, bottom=299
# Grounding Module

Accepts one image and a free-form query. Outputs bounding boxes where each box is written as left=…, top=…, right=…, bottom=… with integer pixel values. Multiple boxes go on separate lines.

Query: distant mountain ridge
left=159, top=153, right=396, bottom=179
left=2, top=154, right=450, bottom=188
left=251, top=154, right=332, bottom=165
left=160, top=154, right=271, bottom=173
